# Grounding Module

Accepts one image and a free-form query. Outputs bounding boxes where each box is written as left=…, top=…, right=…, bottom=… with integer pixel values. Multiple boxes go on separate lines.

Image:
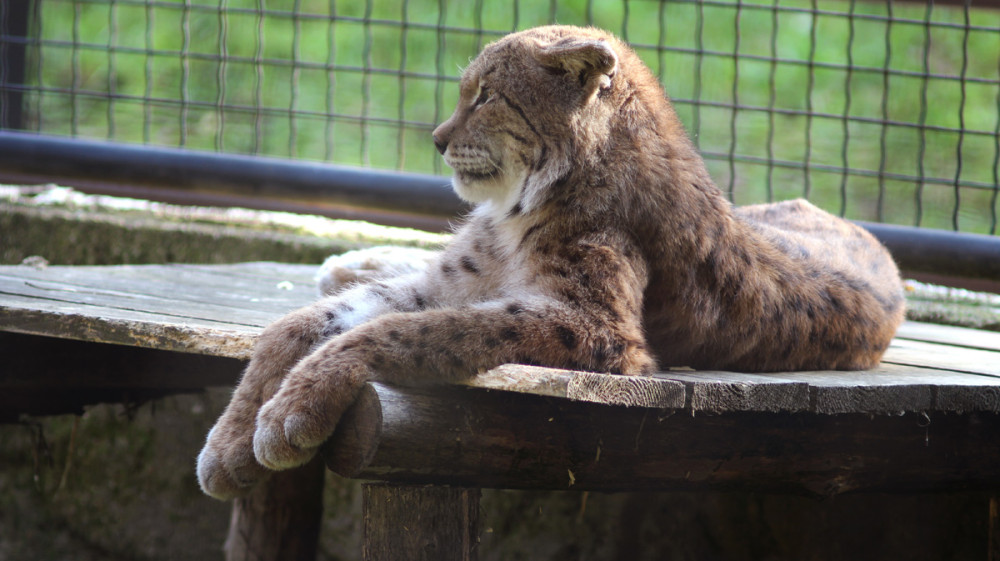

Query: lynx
left=197, top=25, right=904, bottom=499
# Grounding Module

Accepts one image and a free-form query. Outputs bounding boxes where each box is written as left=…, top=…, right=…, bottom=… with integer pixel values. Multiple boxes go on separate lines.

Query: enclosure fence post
left=0, top=0, right=30, bottom=130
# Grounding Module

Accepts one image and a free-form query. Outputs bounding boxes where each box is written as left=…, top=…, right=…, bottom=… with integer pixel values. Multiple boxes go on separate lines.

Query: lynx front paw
left=252, top=401, right=328, bottom=470
left=196, top=424, right=270, bottom=500
left=252, top=365, right=366, bottom=470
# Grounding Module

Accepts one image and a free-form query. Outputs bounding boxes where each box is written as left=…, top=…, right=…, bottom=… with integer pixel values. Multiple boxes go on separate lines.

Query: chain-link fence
left=1, top=0, right=998, bottom=234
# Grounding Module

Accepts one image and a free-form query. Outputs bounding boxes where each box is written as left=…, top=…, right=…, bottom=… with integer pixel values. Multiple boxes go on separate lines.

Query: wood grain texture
left=323, top=382, right=1000, bottom=496
left=895, top=321, right=1000, bottom=352
left=0, top=263, right=318, bottom=358
left=883, top=338, right=1000, bottom=378
left=465, top=364, right=685, bottom=408
left=2, top=263, right=999, bottom=415
left=991, top=496, right=999, bottom=561
left=362, top=484, right=480, bottom=561
left=654, top=371, right=810, bottom=413
left=224, top=457, right=325, bottom=561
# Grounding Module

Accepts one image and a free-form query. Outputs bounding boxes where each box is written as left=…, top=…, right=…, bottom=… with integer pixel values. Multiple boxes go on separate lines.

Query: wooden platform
left=2, top=262, right=999, bottom=560
left=2, top=261, right=998, bottom=417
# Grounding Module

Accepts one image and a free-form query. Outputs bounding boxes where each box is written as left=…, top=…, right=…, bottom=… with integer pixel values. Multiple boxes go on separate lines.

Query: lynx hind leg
left=197, top=299, right=342, bottom=499
left=737, top=199, right=849, bottom=237
left=316, top=246, right=439, bottom=296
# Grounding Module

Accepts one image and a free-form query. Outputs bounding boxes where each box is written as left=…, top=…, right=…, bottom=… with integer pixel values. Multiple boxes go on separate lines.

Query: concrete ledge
left=1, top=184, right=448, bottom=266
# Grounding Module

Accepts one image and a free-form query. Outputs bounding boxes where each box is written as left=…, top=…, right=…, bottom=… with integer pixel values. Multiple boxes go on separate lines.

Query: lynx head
left=432, top=26, right=671, bottom=219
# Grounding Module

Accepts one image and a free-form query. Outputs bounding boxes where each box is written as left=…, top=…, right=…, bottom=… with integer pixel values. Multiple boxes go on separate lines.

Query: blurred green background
left=11, top=0, right=1000, bottom=233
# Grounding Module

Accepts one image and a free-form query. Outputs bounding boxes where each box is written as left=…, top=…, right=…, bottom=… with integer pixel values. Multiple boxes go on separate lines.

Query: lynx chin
left=197, top=25, right=905, bottom=500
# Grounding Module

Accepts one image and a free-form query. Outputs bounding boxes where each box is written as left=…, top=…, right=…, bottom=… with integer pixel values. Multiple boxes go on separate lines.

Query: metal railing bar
left=1, top=130, right=997, bottom=281
left=0, top=131, right=465, bottom=227
left=859, top=221, right=1000, bottom=282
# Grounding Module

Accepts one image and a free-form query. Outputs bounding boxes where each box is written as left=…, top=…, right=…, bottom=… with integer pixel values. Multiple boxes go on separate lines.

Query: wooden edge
left=461, top=364, right=685, bottom=409
left=0, top=305, right=257, bottom=360
left=896, top=321, right=1000, bottom=353
left=323, top=382, right=1000, bottom=496
left=885, top=339, right=1000, bottom=378
left=655, top=371, right=810, bottom=413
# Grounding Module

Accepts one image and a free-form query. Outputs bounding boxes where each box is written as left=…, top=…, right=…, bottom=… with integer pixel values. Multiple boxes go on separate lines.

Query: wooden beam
left=362, top=484, right=480, bottom=561
left=323, top=382, right=1000, bottom=497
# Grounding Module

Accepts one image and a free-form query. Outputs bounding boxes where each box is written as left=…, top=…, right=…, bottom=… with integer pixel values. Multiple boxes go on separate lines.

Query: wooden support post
left=990, top=495, right=999, bottom=561
left=362, top=483, right=480, bottom=561
left=224, top=457, right=325, bottom=561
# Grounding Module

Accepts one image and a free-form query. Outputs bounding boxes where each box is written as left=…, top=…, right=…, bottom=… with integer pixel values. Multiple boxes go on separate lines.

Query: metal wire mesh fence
left=1, top=0, right=998, bottom=234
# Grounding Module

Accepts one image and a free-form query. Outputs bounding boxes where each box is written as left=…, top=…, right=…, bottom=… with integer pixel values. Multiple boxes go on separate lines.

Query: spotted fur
left=197, top=25, right=904, bottom=499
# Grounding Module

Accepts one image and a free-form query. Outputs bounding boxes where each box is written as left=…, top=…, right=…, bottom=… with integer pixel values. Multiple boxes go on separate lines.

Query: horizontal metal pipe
left=858, top=221, right=1000, bottom=284
left=1, top=131, right=998, bottom=283
left=0, top=131, right=465, bottom=231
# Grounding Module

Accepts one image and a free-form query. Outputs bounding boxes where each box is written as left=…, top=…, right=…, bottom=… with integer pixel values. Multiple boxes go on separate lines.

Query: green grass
left=16, top=0, right=1000, bottom=233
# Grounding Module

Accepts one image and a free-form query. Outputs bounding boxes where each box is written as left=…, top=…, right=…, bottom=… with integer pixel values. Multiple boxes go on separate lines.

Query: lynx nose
left=433, top=134, right=448, bottom=155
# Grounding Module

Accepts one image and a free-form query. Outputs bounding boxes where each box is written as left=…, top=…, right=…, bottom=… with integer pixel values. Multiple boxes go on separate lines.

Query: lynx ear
left=533, top=38, right=618, bottom=99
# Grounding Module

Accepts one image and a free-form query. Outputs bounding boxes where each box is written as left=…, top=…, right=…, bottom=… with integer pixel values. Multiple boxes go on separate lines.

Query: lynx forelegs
left=196, top=304, right=330, bottom=500
left=198, top=275, right=429, bottom=500
left=251, top=299, right=656, bottom=471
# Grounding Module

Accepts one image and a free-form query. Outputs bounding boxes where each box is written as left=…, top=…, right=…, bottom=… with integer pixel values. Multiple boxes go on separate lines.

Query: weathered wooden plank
left=773, top=363, right=1000, bottom=414
left=179, top=262, right=320, bottom=282
left=362, top=484, right=480, bottom=561
left=466, top=364, right=685, bottom=408
left=3, top=262, right=1000, bottom=416
left=0, top=262, right=318, bottom=296
left=324, top=382, right=1000, bottom=496
left=654, top=371, right=810, bottom=413
left=884, top=339, right=1000, bottom=378
left=0, top=275, right=290, bottom=327
left=653, top=362, right=1000, bottom=414
left=0, top=294, right=258, bottom=359
left=0, top=263, right=320, bottom=357
left=895, top=321, right=1000, bottom=353
left=114, top=263, right=317, bottom=299
left=0, top=263, right=318, bottom=316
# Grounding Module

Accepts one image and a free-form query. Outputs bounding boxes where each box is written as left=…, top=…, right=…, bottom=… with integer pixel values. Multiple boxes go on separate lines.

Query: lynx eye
left=473, top=84, right=492, bottom=108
